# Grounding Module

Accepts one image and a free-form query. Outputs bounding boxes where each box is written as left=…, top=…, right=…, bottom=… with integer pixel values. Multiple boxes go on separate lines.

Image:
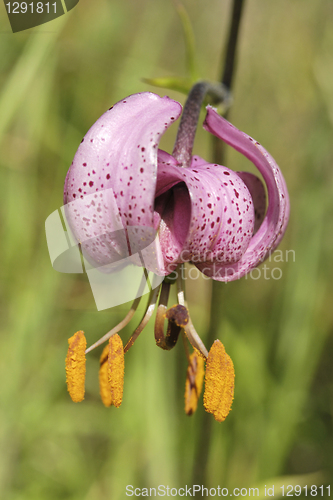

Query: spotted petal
left=154, top=155, right=255, bottom=272
left=196, top=108, right=290, bottom=281
left=64, top=93, right=182, bottom=270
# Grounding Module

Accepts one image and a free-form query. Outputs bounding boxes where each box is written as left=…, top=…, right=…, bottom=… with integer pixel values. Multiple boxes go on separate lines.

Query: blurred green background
left=1, top=0, right=333, bottom=498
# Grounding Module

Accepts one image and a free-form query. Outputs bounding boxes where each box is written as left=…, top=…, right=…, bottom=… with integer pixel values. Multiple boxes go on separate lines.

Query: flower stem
left=172, top=81, right=229, bottom=168
left=173, top=0, right=244, bottom=170
left=221, top=0, right=245, bottom=90
left=213, top=0, right=246, bottom=164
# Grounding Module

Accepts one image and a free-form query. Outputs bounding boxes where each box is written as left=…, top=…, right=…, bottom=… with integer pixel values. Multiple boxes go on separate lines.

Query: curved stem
left=172, top=81, right=230, bottom=168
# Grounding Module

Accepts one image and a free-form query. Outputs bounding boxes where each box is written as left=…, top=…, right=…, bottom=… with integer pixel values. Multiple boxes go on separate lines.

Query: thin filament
left=177, top=264, right=208, bottom=359
left=85, top=270, right=149, bottom=354
left=176, top=264, right=186, bottom=306
left=184, top=319, right=208, bottom=359
left=124, top=275, right=162, bottom=353
left=154, top=281, right=171, bottom=346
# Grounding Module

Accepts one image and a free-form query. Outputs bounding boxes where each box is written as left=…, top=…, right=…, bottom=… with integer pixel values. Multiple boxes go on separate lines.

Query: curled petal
left=197, top=108, right=290, bottom=281
left=154, top=156, right=255, bottom=270
left=64, top=93, right=182, bottom=270
left=236, top=172, right=266, bottom=234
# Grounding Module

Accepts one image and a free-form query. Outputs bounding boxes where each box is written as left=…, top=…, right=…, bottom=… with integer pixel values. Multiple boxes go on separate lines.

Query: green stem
left=213, top=0, right=246, bottom=165
left=221, top=0, right=246, bottom=90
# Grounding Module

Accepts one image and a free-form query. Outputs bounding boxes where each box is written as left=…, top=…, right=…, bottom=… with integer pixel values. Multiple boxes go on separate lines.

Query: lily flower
left=63, top=90, right=289, bottom=421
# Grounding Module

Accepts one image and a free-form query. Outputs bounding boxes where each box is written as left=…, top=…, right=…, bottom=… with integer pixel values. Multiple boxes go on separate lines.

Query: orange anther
left=107, top=334, right=124, bottom=408
left=65, top=331, right=87, bottom=403
left=99, top=344, right=112, bottom=407
left=185, top=352, right=205, bottom=415
left=203, top=340, right=234, bottom=422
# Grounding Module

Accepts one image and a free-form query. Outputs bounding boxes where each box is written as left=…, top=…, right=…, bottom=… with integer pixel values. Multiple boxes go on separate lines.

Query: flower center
left=154, top=182, right=191, bottom=264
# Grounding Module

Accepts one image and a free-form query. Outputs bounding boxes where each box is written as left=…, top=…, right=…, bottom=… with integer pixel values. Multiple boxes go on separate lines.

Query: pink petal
left=154, top=155, right=255, bottom=271
left=197, top=108, right=290, bottom=281
left=64, top=93, right=182, bottom=270
left=237, top=172, right=266, bottom=234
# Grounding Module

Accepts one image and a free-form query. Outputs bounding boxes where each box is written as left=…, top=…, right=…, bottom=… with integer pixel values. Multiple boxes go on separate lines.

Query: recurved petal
left=236, top=172, right=266, bottom=234
left=154, top=156, right=254, bottom=270
left=199, top=108, right=290, bottom=281
left=188, top=162, right=254, bottom=264
left=64, top=93, right=182, bottom=269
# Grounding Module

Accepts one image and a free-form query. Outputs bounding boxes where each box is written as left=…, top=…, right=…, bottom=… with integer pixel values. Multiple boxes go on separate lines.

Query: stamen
left=181, top=331, right=190, bottom=361
left=65, top=331, right=87, bottom=403
left=176, top=265, right=186, bottom=306
left=85, top=270, right=148, bottom=354
left=203, top=339, right=235, bottom=422
left=154, top=281, right=171, bottom=348
left=107, top=333, right=125, bottom=408
left=176, top=264, right=208, bottom=358
left=183, top=319, right=209, bottom=359
left=124, top=278, right=161, bottom=353
left=165, top=304, right=188, bottom=348
left=184, top=352, right=205, bottom=415
left=99, top=344, right=112, bottom=407
left=155, top=303, right=189, bottom=351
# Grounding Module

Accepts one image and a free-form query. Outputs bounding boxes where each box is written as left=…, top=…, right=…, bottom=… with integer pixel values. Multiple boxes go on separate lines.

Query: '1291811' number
left=281, top=485, right=330, bottom=496
left=5, top=2, right=57, bottom=13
